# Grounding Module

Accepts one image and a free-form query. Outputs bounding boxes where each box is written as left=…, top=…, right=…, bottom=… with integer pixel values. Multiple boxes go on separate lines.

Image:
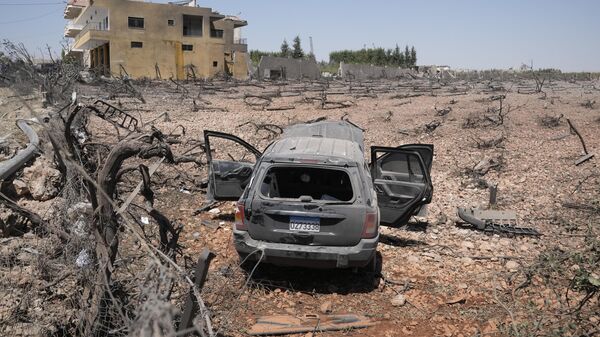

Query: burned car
left=204, top=121, right=433, bottom=269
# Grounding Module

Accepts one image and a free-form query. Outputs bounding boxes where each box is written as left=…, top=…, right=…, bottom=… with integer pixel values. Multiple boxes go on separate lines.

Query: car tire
left=364, top=252, right=382, bottom=288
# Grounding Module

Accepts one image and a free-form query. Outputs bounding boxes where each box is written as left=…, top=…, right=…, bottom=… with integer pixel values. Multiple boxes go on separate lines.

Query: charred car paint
left=204, top=121, right=433, bottom=268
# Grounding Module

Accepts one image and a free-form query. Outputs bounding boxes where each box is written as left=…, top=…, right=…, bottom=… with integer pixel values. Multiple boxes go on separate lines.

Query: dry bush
left=1, top=40, right=82, bottom=105
left=506, top=233, right=599, bottom=336
left=538, top=114, right=564, bottom=128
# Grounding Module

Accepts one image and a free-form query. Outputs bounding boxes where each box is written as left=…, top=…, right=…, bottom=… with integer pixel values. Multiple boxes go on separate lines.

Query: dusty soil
left=1, top=77, right=599, bottom=336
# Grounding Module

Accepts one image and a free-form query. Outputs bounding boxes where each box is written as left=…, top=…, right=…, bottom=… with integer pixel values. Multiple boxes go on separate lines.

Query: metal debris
left=566, top=118, right=594, bottom=165
left=248, top=314, right=375, bottom=336
left=178, top=248, right=216, bottom=334
left=0, top=119, right=40, bottom=180
left=87, top=100, right=139, bottom=132
left=457, top=207, right=541, bottom=236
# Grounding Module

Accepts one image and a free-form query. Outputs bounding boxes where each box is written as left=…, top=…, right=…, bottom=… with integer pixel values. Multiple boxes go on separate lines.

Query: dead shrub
left=581, top=99, right=596, bottom=109
left=538, top=114, right=563, bottom=128
left=473, top=135, right=505, bottom=149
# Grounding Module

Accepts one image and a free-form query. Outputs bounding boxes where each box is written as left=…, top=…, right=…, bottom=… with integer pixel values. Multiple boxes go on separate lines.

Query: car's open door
left=204, top=130, right=262, bottom=201
left=370, top=145, right=433, bottom=227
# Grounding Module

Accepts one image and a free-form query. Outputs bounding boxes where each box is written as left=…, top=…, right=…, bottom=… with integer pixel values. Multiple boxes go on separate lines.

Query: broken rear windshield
left=260, top=166, right=353, bottom=202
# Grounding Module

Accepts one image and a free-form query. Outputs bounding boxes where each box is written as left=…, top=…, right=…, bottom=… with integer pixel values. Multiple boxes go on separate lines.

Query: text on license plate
left=289, top=216, right=320, bottom=232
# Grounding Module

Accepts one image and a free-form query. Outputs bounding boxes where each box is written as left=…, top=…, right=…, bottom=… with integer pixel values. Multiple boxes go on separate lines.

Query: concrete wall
left=257, top=56, right=320, bottom=80
left=73, top=0, right=249, bottom=79
left=339, top=62, right=413, bottom=80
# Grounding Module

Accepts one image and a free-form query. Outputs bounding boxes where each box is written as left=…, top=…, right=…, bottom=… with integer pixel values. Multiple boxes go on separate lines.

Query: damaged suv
left=204, top=121, right=433, bottom=269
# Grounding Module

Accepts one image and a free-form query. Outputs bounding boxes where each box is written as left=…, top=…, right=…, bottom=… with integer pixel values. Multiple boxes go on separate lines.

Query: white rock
left=407, top=255, right=420, bottom=264
left=22, top=158, right=62, bottom=201
left=479, top=242, right=493, bottom=251
left=208, top=208, right=221, bottom=214
left=76, top=249, right=90, bottom=268
left=461, top=241, right=475, bottom=249
left=391, top=294, right=406, bottom=307
left=12, top=179, right=29, bottom=196
left=505, top=260, right=519, bottom=271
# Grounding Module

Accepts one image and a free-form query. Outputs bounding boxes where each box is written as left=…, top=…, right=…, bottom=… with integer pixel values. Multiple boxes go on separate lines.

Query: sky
left=1, top=0, right=599, bottom=71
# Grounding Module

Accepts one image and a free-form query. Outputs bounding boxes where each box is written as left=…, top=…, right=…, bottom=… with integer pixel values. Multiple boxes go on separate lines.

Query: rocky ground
left=1, top=77, right=599, bottom=336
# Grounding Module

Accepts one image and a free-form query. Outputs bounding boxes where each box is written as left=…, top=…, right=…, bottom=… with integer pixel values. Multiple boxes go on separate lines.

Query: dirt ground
left=1, top=77, right=599, bottom=336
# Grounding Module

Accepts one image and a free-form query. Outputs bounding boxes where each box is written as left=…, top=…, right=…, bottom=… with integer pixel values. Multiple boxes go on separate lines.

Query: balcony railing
left=234, top=38, right=247, bottom=45
left=80, top=20, right=109, bottom=36
left=67, top=0, right=89, bottom=5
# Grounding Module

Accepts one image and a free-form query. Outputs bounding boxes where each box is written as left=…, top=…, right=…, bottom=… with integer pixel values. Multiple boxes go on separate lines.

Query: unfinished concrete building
left=256, top=56, right=320, bottom=80
left=64, top=0, right=250, bottom=80
left=339, top=62, right=413, bottom=80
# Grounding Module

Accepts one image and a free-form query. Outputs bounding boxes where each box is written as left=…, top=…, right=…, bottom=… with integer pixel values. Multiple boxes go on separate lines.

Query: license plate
left=289, top=216, right=320, bottom=232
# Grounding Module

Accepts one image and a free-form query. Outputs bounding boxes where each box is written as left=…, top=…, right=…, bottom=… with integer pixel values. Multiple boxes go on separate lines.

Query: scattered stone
left=319, top=301, right=332, bottom=314
left=208, top=208, right=221, bottom=214
left=461, top=241, right=475, bottom=249
left=407, top=255, right=420, bottom=264
left=22, top=158, right=62, bottom=201
left=461, top=257, right=474, bottom=266
left=473, top=155, right=502, bottom=175
left=446, top=295, right=466, bottom=305
left=391, top=294, right=406, bottom=307
left=505, top=260, right=519, bottom=271
left=479, top=242, right=493, bottom=252
left=76, top=249, right=91, bottom=268
left=435, top=212, right=448, bottom=226
left=13, top=179, right=29, bottom=196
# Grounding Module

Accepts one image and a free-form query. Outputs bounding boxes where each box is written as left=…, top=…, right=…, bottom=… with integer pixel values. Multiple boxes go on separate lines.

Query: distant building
left=64, top=0, right=250, bottom=80
left=257, top=56, right=320, bottom=80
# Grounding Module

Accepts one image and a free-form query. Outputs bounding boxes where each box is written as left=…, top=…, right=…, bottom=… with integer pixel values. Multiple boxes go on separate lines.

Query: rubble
left=391, top=294, right=406, bottom=307
left=0, top=71, right=598, bottom=337
left=22, top=157, right=62, bottom=201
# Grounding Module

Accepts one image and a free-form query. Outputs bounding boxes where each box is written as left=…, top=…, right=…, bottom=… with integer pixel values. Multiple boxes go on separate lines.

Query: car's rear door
left=204, top=130, right=262, bottom=201
left=370, top=145, right=433, bottom=227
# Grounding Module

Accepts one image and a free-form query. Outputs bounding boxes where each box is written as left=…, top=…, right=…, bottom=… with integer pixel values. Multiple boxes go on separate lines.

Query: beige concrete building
left=64, top=0, right=249, bottom=80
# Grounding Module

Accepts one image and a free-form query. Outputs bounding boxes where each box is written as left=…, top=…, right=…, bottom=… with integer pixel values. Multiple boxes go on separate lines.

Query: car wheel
left=365, top=252, right=382, bottom=288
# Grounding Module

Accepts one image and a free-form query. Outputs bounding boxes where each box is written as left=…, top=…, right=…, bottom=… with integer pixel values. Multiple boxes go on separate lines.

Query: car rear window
left=260, top=166, right=353, bottom=202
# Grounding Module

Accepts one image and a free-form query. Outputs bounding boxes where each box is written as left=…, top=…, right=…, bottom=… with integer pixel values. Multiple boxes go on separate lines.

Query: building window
left=213, top=61, right=218, bottom=67
left=131, top=41, right=143, bottom=48
left=128, top=17, right=144, bottom=29
left=182, top=15, right=202, bottom=36
left=209, top=17, right=223, bottom=38
left=210, top=29, right=223, bottom=38
left=182, top=44, right=193, bottom=51
left=168, top=19, right=174, bottom=26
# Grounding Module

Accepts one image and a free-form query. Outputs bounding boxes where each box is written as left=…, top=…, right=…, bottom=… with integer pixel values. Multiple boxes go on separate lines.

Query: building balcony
left=73, top=21, right=111, bottom=50
left=230, top=38, right=247, bottom=53
left=64, top=23, right=83, bottom=38
left=64, top=0, right=88, bottom=19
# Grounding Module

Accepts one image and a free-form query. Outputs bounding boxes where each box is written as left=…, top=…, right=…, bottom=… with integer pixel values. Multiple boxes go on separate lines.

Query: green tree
left=292, top=36, right=304, bottom=59
left=392, top=44, right=401, bottom=66
left=410, top=46, right=417, bottom=66
left=280, top=39, right=290, bottom=58
left=404, top=45, right=410, bottom=65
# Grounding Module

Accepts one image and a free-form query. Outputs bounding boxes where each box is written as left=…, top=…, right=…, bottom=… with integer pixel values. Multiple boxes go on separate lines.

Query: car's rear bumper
left=233, top=228, right=378, bottom=268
